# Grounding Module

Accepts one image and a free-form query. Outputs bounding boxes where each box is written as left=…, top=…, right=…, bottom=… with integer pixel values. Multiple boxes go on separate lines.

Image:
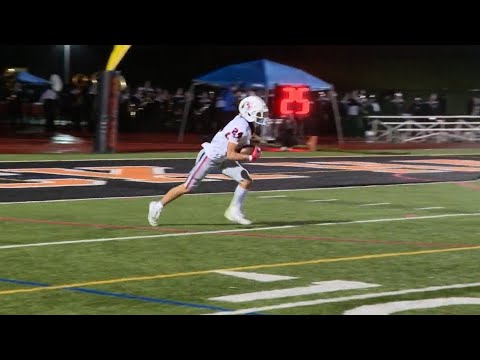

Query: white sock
left=153, top=201, right=163, bottom=212
left=230, top=185, right=248, bottom=210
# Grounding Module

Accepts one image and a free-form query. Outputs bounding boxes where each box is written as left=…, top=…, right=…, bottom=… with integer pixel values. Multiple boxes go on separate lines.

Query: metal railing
left=365, top=116, right=480, bottom=143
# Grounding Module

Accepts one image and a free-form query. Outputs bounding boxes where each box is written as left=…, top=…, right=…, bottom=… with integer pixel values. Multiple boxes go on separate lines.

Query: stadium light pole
left=64, top=45, right=71, bottom=84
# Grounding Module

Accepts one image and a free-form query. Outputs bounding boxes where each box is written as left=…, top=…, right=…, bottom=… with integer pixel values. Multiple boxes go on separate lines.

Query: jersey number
left=225, top=128, right=243, bottom=139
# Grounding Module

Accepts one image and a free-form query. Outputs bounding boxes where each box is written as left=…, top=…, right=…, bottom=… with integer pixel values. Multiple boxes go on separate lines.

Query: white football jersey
left=203, top=115, right=252, bottom=161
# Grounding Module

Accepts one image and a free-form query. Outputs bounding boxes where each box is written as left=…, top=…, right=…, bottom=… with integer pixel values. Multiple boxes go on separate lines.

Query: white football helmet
left=238, top=95, right=269, bottom=125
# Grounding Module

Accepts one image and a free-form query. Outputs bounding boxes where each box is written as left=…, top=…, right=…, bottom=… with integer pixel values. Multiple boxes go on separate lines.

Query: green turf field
left=1, top=178, right=479, bottom=314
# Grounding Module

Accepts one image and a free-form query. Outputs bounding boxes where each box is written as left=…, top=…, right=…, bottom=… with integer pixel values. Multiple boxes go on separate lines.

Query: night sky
left=1, top=45, right=480, bottom=91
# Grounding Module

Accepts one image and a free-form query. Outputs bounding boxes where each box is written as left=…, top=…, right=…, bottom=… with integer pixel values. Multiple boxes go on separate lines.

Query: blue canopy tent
left=179, top=59, right=343, bottom=143
left=194, top=59, right=333, bottom=91
left=16, top=71, right=50, bottom=86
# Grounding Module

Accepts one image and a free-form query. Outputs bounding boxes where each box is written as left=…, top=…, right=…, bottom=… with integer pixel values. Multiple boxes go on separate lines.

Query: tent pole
left=260, top=82, right=269, bottom=144
left=329, top=86, right=344, bottom=145
left=178, top=82, right=196, bottom=143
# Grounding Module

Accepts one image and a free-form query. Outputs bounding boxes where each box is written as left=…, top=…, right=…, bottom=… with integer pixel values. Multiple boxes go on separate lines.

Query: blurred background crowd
left=2, top=68, right=480, bottom=148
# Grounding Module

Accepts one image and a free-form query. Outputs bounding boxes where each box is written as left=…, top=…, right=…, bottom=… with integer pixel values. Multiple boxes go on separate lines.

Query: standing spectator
left=344, top=91, right=363, bottom=137
left=194, top=91, right=212, bottom=134
left=426, top=93, right=441, bottom=115
left=217, top=86, right=238, bottom=128
left=363, top=94, right=381, bottom=130
left=39, top=87, right=58, bottom=134
left=438, top=90, right=447, bottom=115
left=408, top=97, right=424, bottom=116
left=172, top=88, right=185, bottom=126
left=467, top=92, right=480, bottom=115
left=380, top=93, right=395, bottom=115
left=86, top=81, right=98, bottom=133
left=70, top=86, right=84, bottom=131
left=277, top=114, right=298, bottom=151
left=391, top=92, right=406, bottom=115
left=8, top=82, right=23, bottom=129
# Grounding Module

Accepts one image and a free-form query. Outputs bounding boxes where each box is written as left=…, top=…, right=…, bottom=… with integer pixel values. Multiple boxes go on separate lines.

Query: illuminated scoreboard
left=272, top=85, right=311, bottom=117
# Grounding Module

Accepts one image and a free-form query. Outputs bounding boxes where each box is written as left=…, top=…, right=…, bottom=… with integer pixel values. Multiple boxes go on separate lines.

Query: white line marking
left=415, top=207, right=445, bottom=210
left=209, top=280, right=379, bottom=303
left=307, top=199, right=338, bottom=202
left=0, top=226, right=296, bottom=250
left=208, top=282, right=480, bottom=315
left=344, top=297, right=480, bottom=315
left=1, top=212, right=479, bottom=250
left=258, top=195, right=288, bottom=199
left=1, top=152, right=478, bottom=163
left=358, top=203, right=390, bottom=207
left=214, top=271, right=297, bottom=282
left=315, top=212, right=480, bottom=226
left=1, top=180, right=477, bottom=205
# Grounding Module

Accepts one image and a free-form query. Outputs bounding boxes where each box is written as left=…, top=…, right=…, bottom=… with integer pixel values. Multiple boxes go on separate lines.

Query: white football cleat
left=148, top=201, right=163, bottom=226
left=224, top=206, right=252, bottom=226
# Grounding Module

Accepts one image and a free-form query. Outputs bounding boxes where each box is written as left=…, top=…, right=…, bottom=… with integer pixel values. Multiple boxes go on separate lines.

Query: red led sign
left=273, top=85, right=311, bottom=117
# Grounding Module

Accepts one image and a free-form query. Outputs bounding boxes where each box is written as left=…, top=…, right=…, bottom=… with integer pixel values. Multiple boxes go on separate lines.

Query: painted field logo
left=1, top=158, right=479, bottom=189
left=0, top=166, right=308, bottom=189
left=251, top=159, right=480, bottom=174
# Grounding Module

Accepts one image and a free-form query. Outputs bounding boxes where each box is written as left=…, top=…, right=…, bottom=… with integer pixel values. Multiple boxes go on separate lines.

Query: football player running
left=148, top=95, right=268, bottom=226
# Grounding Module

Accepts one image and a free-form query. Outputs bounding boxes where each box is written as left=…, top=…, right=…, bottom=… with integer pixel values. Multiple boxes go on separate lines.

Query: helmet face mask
left=239, top=95, right=269, bottom=125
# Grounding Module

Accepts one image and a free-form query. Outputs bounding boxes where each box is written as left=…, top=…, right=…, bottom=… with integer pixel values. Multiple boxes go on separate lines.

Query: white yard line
left=257, top=195, right=288, bottom=199
left=209, top=280, right=379, bottom=303
left=208, top=282, right=480, bottom=315
left=344, top=297, right=480, bottom=315
left=307, top=199, right=338, bottom=202
left=1, top=180, right=477, bottom=205
left=213, top=271, right=298, bottom=282
left=0, top=225, right=296, bottom=250
left=315, top=213, right=480, bottom=226
left=358, top=203, right=390, bottom=207
left=415, top=207, right=445, bottom=210
left=0, top=212, right=479, bottom=251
